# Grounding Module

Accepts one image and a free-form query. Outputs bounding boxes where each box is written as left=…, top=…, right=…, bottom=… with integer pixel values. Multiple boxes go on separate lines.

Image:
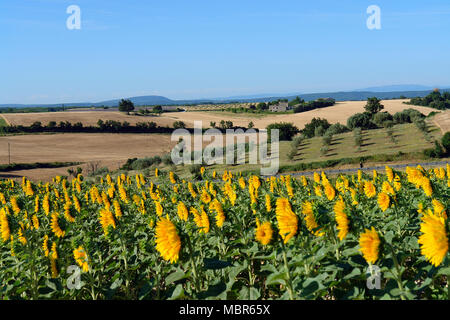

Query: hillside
left=2, top=88, right=450, bottom=108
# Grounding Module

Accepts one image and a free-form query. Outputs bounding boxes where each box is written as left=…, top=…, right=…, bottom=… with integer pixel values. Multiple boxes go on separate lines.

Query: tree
left=47, top=121, right=57, bottom=129
left=30, top=121, right=42, bottom=131
left=347, top=112, right=373, bottom=130
left=372, top=112, right=393, bottom=127
left=364, top=97, right=384, bottom=114
left=301, top=118, right=331, bottom=138
left=256, top=102, right=268, bottom=111
left=152, top=105, right=163, bottom=114
left=266, top=122, right=299, bottom=141
left=118, top=99, right=135, bottom=114
left=248, top=121, right=254, bottom=129
left=442, top=132, right=450, bottom=155
left=173, top=121, right=186, bottom=129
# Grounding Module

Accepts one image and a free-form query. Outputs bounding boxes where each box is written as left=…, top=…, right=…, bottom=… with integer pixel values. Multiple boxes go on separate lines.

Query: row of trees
left=0, top=120, right=176, bottom=134
left=118, top=99, right=166, bottom=115
left=407, top=89, right=450, bottom=110
left=292, top=98, right=336, bottom=113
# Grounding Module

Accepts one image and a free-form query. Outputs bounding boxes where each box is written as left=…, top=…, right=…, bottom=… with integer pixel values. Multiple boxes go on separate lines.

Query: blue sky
left=1, top=0, right=450, bottom=104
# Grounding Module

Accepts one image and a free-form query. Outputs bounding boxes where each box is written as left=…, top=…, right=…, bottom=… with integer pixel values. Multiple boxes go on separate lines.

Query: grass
left=115, top=122, right=443, bottom=180
left=0, top=117, right=8, bottom=127
left=290, top=123, right=441, bottom=162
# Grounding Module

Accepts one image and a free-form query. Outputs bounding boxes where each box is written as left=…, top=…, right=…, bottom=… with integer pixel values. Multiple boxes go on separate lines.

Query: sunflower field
left=0, top=165, right=449, bottom=300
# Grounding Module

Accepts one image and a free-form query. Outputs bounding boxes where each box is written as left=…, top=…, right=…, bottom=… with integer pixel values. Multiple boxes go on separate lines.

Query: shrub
left=266, top=122, right=299, bottom=141
left=173, top=121, right=186, bottom=129
left=372, top=112, right=393, bottom=127
left=314, top=126, right=326, bottom=137
left=347, top=112, right=374, bottom=130
left=322, top=133, right=333, bottom=146
left=291, top=136, right=303, bottom=149
left=301, top=118, right=331, bottom=138
left=152, top=155, right=162, bottom=165
left=353, top=128, right=363, bottom=147
left=383, top=120, right=394, bottom=128
left=325, top=123, right=349, bottom=135
left=414, top=119, right=427, bottom=133
left=393, top=109, right=425, bottom=124
left=162, top=154, right=173, bottom=165
left=442, top=132, right=450, bottom=154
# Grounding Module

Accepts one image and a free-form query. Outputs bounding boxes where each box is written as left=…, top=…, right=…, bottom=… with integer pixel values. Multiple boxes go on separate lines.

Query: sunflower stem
left=186, top=236, right=200, bottom=293
left=389, top=244, right=406, bottom=300
left=280, top=239, right=295, bottom=300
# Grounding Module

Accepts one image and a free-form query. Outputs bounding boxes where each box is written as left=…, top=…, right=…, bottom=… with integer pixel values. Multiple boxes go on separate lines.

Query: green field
left=290, top=123, right=440, bottom=162
left=119, top=122, right=443, bottom=180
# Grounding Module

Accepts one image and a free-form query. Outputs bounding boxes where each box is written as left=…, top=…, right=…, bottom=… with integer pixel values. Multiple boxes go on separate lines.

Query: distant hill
left=354, top=85, right=437, bottom=92
left=2, top=88, right=450, bottom=109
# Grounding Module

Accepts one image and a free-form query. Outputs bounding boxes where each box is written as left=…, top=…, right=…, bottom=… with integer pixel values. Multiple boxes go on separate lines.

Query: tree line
left=406, top=89, right=450, bottom=110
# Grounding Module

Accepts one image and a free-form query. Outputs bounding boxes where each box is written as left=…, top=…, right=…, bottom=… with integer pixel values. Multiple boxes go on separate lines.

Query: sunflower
left=31, top=215, right=39, bottom=230
left=385, top=166, right=394, bottom=182
left=188, top=182, right=197, bottom=198
left=99, top=208, right=116, bottom=235
left=364, top=181, right=377, bottom=198
left=265, top=194, right=272, bottom=212
left=51, top=213, right=65, bottom=238
left=169, top=171, right=176, bottom=184
left=276, top=198, right=298, bottom=243
left=255, top=220, right=273, bottom=245
left=10, top=197, right=20, bottom=215
left=154, top=200, right=163, bottom=217
left=324, top=183, right=336, bottom=201
left=112, top=200, right=122, bottom=219
left=418, top=213, right=448, bottom=267
left=313, top=172, right=321, bottom=183
left=393, top=175, right=401, bottom=191
left=73, top=195, right=81, bottom=213
left=432, top=199, right=447, bottom=219
left=314, top=185, right=323, bottom=197
left=118, top=186, right=129, bottom=203
left=349, top=188, right=359, bottom=205
left=334, top=198, right=349, bottom=241
left=359, top=227, right=380, bottom=264
left=155, top=217, right=181, bottom=263
left=381, top=181, right=395, bottom=196
left=420, top=177, right=433, bottom=197
left=199, top=207, right=210, bottom=233
left=42, top=235, right=49, bottom=257
left=302, top=201, right=324, bottom=237
left=177, top=201, right=189, bottom=221
left=238, top=177, right=246, bottom=189
left=200, top=189, right=211, bottom=204
left=210, top=199, right=225, bottom=228
left=74, top=246, right=90, bottom=272
left=50, top=242, right=58, bottom=260
left=377, top=192, right=390, bottom=212
left=0, top=208, right=10, bottom=242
